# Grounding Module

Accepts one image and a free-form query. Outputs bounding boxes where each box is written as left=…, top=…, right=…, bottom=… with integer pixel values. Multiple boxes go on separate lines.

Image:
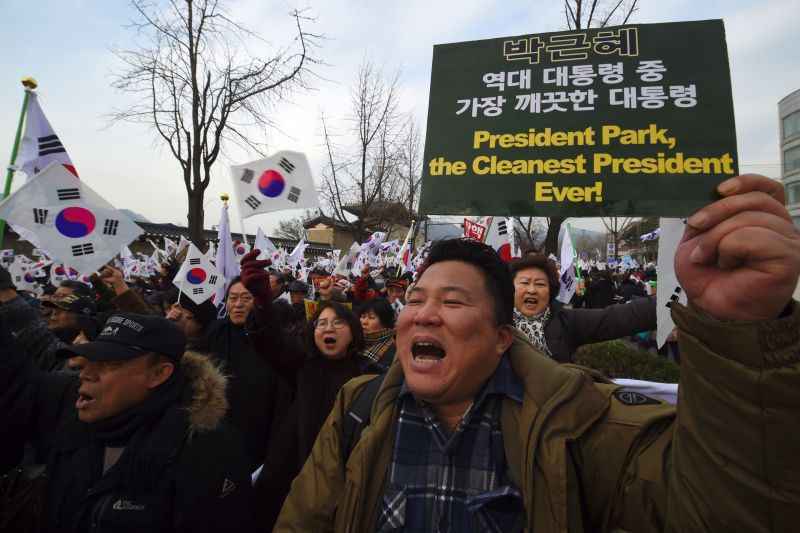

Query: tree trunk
left=187, top=191, right=205, bottom=247
left=544, top=216, right=565, bottom=255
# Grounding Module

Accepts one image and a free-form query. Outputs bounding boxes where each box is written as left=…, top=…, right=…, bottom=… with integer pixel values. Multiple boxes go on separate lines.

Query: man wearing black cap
left=0, top=310, right=256, bottom=532
left=44, top=293, right=98, bottom=343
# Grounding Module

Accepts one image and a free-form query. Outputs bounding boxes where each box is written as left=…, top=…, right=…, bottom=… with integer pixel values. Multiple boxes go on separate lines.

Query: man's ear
left=495, top=324, right=515, bottom=357
left=147, top=361, right=175, bottom=389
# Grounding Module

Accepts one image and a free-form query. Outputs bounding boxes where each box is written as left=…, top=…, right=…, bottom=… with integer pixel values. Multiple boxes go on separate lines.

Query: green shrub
left=574, top=340, right=680, bottom=382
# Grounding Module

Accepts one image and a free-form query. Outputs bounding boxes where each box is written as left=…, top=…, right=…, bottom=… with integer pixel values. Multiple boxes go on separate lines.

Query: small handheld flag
left=287, top=238, right=308, bottom=267
left=556, top=225, right=578, bottom=304
left=397, top=222, right=415, bottom=275
left=254, top=228, right=278, bottom=259
left=174, top=243, right=223, bottom=305
left=233, top=239, right=250, bottom=260
left=8, top=255, right=39, bottom=293
left=360, top=232, right=387, bottom=257
left=484, top=217, right=517, bottom=263
left=334, top=242, right=360, bottom=277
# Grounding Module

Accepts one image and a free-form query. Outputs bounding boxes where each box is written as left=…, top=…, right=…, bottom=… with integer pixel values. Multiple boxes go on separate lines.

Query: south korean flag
left=0, top=163, right=143, bottom=276
left=8, top=256, right=40, bottom=294
left=50, top=263, right=80, bottom=286
left=173, top=243, right=223, bottom=305
left=233, top=240, right=250, bottom=260
left=231, top=151, right=319, bottom=217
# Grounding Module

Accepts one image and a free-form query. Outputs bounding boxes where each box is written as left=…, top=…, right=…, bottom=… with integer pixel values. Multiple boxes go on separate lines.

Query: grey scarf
left=513, top=307, right=552, bottom=357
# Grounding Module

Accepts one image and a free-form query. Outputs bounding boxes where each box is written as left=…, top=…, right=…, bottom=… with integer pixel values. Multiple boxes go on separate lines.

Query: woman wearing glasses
left=253, top=301, right=365, bottom=532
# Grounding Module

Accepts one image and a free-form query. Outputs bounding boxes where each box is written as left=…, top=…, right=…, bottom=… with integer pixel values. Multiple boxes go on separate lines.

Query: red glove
left=240, top=249, right=272, bottom=307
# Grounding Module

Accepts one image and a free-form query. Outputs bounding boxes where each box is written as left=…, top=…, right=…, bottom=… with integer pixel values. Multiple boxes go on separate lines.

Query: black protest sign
left=418, top=20, right=738, bottom=217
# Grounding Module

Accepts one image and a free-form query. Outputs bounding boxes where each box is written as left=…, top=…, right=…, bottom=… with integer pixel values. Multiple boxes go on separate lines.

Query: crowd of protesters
left=0, top=174, right=798, bottom=533
left=0, top=246, right=419, bottom=532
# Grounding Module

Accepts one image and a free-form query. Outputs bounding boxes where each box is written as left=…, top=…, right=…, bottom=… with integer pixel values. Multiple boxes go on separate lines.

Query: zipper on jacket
left=89, top=493, right=113, bottom=532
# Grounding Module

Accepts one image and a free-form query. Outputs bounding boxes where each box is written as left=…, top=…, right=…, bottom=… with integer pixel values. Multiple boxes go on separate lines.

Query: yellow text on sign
left=534, top=181, right=603, bottom=202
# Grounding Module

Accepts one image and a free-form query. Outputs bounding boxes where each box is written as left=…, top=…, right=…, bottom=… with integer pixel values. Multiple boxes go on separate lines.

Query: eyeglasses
left=315, top=318, right=348, bottom=330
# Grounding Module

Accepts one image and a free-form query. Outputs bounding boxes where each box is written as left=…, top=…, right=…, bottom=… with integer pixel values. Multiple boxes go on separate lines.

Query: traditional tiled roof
left=134, top=222, right=332, bottom=257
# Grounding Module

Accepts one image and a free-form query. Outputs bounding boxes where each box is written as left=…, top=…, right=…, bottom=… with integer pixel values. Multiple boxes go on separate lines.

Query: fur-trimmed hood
left=180, top=350, right=228, bottom=434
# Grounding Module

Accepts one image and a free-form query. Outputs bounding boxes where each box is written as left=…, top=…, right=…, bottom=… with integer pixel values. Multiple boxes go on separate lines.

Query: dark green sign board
left=418, top=20, right=738, bottom=217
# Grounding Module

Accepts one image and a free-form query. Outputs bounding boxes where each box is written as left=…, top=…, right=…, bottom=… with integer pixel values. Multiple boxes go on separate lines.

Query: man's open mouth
left=76, top=391, right=95, bottom=409
left=323, top=336, right=337, bottom=346
left=411, top=340, right=446, bottom=361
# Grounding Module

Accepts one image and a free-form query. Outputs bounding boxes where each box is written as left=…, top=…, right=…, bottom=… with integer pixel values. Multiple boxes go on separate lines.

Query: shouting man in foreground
left=275, top=175, right=800, bottom=533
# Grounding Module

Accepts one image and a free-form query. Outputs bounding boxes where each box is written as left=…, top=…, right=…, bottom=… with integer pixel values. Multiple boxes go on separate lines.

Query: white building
left=779, top=88, right=800, bottom=227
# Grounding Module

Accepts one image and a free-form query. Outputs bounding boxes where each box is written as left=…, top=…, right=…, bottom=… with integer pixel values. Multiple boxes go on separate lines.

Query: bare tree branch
left=563, top=0, right=639, bottom=30
left=621, top=0, right=639, bottom=24
left=600, top=0, right=627, bottom=27
left=109, top=0, right=320, bottom=243
left=320, top=60, right=409, bottom=242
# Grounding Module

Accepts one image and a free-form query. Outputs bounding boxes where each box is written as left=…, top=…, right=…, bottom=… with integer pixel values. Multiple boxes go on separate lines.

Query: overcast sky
left=1, top=0, right=798, bottom=237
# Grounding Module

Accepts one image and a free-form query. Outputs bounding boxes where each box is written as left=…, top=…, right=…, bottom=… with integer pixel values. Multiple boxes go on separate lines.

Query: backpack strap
left=340, top=373, right=386, bottom=464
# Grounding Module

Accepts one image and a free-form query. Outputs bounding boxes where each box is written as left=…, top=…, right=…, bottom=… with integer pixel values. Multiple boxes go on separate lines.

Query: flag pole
left=238, top=213, right=248, bottom=252
left=178, top=267, right=185, bottom=306
left=227, top=166, right=249, bottom=251
left=0, top=78, right=37, bottom=248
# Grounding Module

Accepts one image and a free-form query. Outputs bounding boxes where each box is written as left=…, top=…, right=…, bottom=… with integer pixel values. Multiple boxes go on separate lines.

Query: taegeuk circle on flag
left=257, top=169, right=285, bottom=198
left=186, top=268, right=207, bottom=284
left=55, top=207, right=96, bottom=238
left=54, top=265, right=79, bottom=277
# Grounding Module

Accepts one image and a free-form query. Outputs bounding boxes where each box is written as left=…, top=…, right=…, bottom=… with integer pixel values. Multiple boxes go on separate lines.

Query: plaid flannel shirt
left=359, top=329, right=396, bottom=374
left=377, top=355, right=525, bottom=533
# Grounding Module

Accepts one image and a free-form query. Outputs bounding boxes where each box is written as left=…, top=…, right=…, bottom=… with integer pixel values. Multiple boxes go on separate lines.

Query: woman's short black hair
left=357, top=298, right=396, bottom=329
left=417, top=238, right=514, bottom=326
left=305, top=300, right=364, bottom=358
left=508, top=254, right=561, bottom=303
